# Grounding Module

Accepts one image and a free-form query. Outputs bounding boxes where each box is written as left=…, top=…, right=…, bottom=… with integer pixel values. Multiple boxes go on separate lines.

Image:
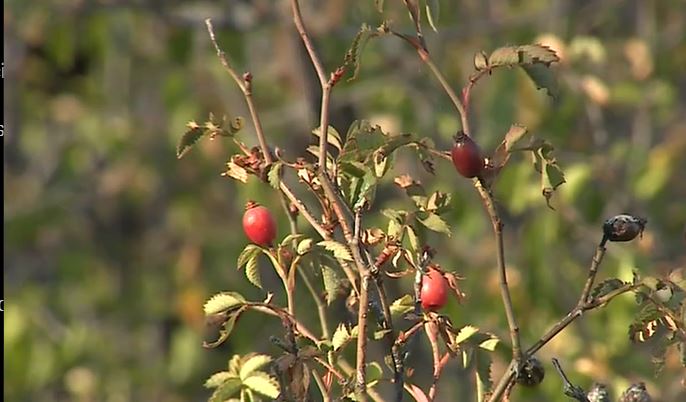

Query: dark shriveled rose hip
left=242, top=201, right=277, bottom=247
left=451, top=132, right=484, bottom=178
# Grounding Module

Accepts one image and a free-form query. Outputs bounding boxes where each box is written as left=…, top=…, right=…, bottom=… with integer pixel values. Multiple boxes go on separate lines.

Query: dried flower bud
left=619, top=382, right=652, bottom=402
left=516, top=356, right=545, bottom=387
left=587, top=382, right=612, bottom=402
left=603, top=214, right=647, bottom=242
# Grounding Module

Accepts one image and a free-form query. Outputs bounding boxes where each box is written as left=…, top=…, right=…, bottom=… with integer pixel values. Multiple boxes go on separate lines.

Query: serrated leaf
left=222, top=161, right=249, bottom=183
left=418, top=213, right=451, bottom=235
left=177, top=122, right=205, bottom=159
left=492, top=124, right=529, bottom=171
left=280, top=233, right=305, bottom=247
left=243, top=372, right=280, bottom=399
left=322, top=264, right=344, bottom=305
left=267, top=162, right=282, bottom=190
left=204, top=371, right=233, bottom=388
left=453, top=325, right=480, bottom=345
left=390, top=294, right=415, bottom=316
left=209, top=377, right=242, bottom=402
left=240, top=355, right=273, bottom=380
left=479, top=337, right=499, bottom=352
left=522, top=63, right=559, bottom=98
left=406, top=225, right=420, bottom=252
left=312, top=125, right=343, bottom=152
left=204, top=292, right=247, bottom=315
left=489, top=44, right=559, bottom=67
left=486, top=44, right=559, bottom=98
left=204, top=310, right=243, bottom=348
left=387, top=218, right=402, bottom=238
left=344, top=24, right=381, bottom=82
left=332, top=323, right=357, bottom=351
left=475, top=350, right=493, bottom=402
left=591, top=278, right=626, bottom=299
left=318, top=241, right=353, bottom=261
left=425, top=0, right=439, bottom=32
left=340, top=120, right=388, bottom=162
left=426, top=191, right=451, bottom=213
left=245, top=256, right=262, bottom=289
left=237, top=245, right=261, bottom=269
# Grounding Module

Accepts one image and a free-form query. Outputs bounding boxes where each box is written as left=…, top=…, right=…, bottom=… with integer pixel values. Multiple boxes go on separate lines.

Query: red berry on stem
left=242, top=201, right=277, bottom=247
left=421, top=267, right=449, bottom=311
left=451, top=132, right=483, bottom=178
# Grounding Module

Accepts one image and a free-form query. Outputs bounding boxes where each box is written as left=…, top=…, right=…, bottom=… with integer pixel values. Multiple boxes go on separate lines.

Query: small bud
left=603, top=214, right=647, bottom=242
left=516, top=356, right=545, bottom=387
left=619, top=382, right=652, bottom=402
left=242, top=71, right=253, bottom=83
left=587, top=382, right=612, bottom=402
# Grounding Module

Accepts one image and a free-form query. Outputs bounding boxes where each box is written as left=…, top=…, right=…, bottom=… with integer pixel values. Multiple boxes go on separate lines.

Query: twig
left=474, top=180, right=523, bottom=362
left=488, top=282, right=639, bottom=402
left=577, top=236, right=608, bottom=307
left=351, top=210, right=371, bottom=401
left=288, top=0, right=332, bottom=174
left=205, top=19, right=271, bottom=164
left=312, top=369, right=332, bottom=402
left=299, top=267, right=331, bottom=339
left=372, top=264, right=404, bottom=401
left=551, top=358, right=590, bottom=402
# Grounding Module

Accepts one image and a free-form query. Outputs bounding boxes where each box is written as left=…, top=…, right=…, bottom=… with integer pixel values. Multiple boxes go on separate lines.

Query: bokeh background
left=4, top=0, right=686, bottom=401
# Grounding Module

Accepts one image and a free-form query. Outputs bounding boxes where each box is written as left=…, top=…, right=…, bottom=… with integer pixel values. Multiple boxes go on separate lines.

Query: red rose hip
left=242, top=201, right=277, bottom=247
left=421, top=267, right=449, bottom=311
left=450, top=132, right=483, bottom=178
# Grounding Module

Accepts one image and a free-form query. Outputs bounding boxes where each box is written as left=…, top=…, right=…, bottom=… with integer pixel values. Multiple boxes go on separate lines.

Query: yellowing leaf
left=318, top=240, right=353, bottom=261
left=204, top=371, right=233, bottom=388
left=243, top=372, right=280, bottom=399
left=239, top=355, right=273, bottom=380
left=204, top=292, right=246, bottom=315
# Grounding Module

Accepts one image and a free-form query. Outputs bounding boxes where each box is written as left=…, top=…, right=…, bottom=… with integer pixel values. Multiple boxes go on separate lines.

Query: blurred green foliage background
left=4, top=0, right=686, bottom=401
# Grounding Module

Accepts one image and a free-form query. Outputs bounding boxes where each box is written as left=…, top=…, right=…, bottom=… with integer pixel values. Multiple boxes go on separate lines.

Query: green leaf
left=209, top=377, right=242, bottom=402
left=340, top=120, right=388, bottom=162
left=204, top=371, right=233, bottom=388
left=204, top=309, right=244, bottom=348
left=239, top=355, right=273, bottom=380
left=426, top=191, right=451, bottom=213
left=177, top=121, right=205, bottom=159
left=281, top=233, right=305, bottom=247
left=488, top=44, right=559, bottom=67
left=243, top=372, right=281, bottom=399
left=343, top=24, right=382, bottom=82
left=204, top=292, right=247, bottom=315
left=522, top=64, right=559, bottom=98
left=492, top=124, right=529, bottom=170
left=591, top=278, right=627, bottom=299
left=425, top=0, right=440, bottom=32
left=366, top=361, right=384, bottom=385
left=474, top=350, right=493, bottom=402
left=312, top=125, right=343, bottom=152
left=332, top=323, right=357, bottom=351
left=238, top=245, right=262, bottom=269
left=318, top=240, right=353, bottom=261
left=453, top=325, right=480, bottom=346
left=390, top=294, right=415, bottom=316
left=267, top=162, right=282, bottom=190
left=245, top=256, right=262, bottom=289
left=418, top=212, right=451, bottom=235
left=297, top=238, right=314, bottom=255
left=486, top=44, right=560, bottom=98
left=322, top=264, right=345, bottom=305
left=479, top=337, right=499, bottom=352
